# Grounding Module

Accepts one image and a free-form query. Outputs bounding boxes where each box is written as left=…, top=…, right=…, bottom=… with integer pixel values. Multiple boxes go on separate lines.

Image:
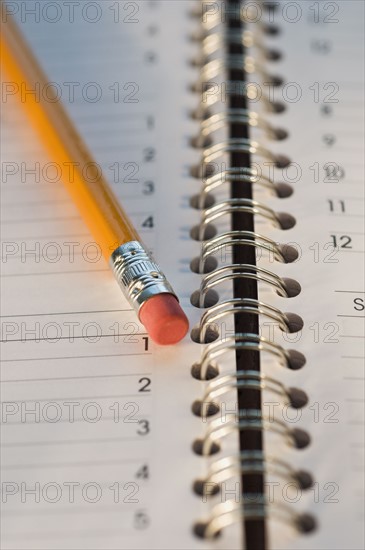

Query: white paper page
left=1, top=2, right=242, bottom=549
left=249, top=2, right=364, bottom=549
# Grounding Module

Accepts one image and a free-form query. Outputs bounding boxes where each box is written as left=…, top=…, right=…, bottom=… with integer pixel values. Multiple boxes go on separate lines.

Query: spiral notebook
left=1, top=1, right=364, bottom=549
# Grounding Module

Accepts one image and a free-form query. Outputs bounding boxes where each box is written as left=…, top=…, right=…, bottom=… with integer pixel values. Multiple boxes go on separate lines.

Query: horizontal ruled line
left=337, top=250, right=365, bottom=254
left=2, top=373, right=152, bottom=384
left=0, top=308, right=133, bottom=319
left=1, top=527, right=134, bottom=541
left=327, top=197, right=365, bottom=201
left=4, top=251, right=98, bottom=262
left=2, top=504, right=147, bottom=518
left=337, top=315, right=365, bottom=318
left=1, top=332, right=146, bottom=344
left=2, top=436, right=149, bottom=448
left=2, top=199, right=70, bottom=207
left=0, top=352, right=151, bottom=363
left=4, top=393, right=151, bottom=404
left=3, top=194, right=143, bottom=207
left=329, top=214, right=364, bottom=218
left=335, top=290, right=365, bottom=294
left=0, top=233, right=90, bottom=241
left=1, top=269, right=110, bottom=278
left=2, top=414, right=150, bottom=427
left=340, top=335, right=365, bottom=339
left=2, top=216, right=80, bottom=225
left=1, top=458, right=145, bottom=470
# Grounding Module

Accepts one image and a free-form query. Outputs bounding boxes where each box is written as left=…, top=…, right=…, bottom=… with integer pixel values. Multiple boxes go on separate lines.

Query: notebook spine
left=189, top=1, right=316, bottom=543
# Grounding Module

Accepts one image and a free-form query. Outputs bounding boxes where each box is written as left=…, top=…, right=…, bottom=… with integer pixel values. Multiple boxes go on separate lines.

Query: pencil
left=0, top=6, right=189, bottom=345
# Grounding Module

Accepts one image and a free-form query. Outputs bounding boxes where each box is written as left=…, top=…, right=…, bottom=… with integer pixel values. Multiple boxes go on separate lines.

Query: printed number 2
left=139, top=377, right=151, bottom=392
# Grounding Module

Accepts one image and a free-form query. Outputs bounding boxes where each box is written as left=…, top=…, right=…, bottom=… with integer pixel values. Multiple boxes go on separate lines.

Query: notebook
left=0, top=1, right=364, bottom=549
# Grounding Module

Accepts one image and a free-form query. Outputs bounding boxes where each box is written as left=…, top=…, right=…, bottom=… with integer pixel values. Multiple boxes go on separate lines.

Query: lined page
left=1, top=72, right=157, bottom=550
left=250, top=2, right=364, bottom=549
left=1, top=2, right=241, bottom=549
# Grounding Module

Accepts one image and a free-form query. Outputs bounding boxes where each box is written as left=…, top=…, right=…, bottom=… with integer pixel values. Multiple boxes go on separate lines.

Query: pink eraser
left=139, top=294, right=189, bottom=345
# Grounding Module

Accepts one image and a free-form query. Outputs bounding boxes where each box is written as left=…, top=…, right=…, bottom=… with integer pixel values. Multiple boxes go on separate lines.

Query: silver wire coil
left=190, top=5, right=313, bottom=539
left=194, top=110, right=283, bottom=143
left=198, top=230, right=290, bottom=274
left=195, top=56, right=278, bottom=86
left=196, top=297, right=293, bottom=343
left=196, top=409, right=310, bottom=456
left=195, top=497, right=316, bottom=539
left=195, top=199, right=285, bottom=241
left=193, top=168, right=291, bottom=209
left=199, top=30, right=270, bottom=58
left=200, top=138, right=283, bottom=165
left=194, top=369, right=308, bottom=420
left=193, top=85, right=274, bottom=119
left=194, top=264, right=291, bottom=307
left=195, top=451, right=313, bottom=495
left=194, top=333, right=295, bottom=380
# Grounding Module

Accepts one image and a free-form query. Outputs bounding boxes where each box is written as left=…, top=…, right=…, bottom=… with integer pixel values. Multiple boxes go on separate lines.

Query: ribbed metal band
left=110, top=241, right=177, bottom=314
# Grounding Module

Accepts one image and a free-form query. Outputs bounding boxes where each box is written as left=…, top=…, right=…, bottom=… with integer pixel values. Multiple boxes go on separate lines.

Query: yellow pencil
left=0, top=6, right=189, bottom=345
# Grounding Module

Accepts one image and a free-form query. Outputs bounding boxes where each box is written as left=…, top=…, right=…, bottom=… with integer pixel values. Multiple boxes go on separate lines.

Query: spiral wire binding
left=197, top=230, right=292, bottom=272
left=195, top=451, right=313, bottom=493
left=189, top=0, right=315, bottom=542
left=193, top=369, right=308, bottom=420
left=194, top=333, right=295, bottom=381
left=195, top=497, right=317, bottom=539
left=197, top=297, right=293, bottom=342
left=197, top=29, right=279, bottom=58
left=195, top=110, right=285, bottom=142
left=194, top=264, right=292, bottom=306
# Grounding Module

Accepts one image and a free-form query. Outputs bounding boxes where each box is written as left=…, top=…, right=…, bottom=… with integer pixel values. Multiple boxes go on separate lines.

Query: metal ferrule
left=110, top=241, right=177, bottom=314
